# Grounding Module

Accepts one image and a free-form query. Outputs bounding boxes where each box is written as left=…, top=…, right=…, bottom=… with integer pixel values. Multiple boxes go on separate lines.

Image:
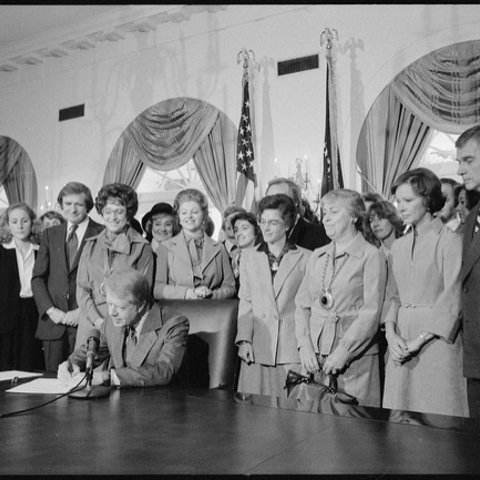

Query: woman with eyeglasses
left=153, top=188, right=235, bottom=300
left=75, top=183, right=154, bottom=348
left=295, top=189, right=387, bottom=407
left=235, top=194, right=310, bottom=397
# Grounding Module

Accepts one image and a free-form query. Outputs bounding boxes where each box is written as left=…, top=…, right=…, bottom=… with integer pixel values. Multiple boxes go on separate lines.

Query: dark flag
left=321, top=53, right=344, bottom=197
left=235, top=78, right=258, bottom=212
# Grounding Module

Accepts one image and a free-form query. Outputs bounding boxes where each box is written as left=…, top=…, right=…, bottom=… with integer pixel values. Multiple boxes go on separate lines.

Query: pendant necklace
left=319, top=244, right=348, bottom=310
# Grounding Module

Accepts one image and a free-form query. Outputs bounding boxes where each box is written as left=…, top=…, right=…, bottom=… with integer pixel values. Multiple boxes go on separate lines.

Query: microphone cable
left=0, top=374, right=88, bottom=419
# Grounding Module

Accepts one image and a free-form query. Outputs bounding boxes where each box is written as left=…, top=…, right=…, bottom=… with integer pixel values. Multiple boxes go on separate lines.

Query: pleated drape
left=357, top=40, right=480, bottom=196
left=104, top=98, right=237, bottom=212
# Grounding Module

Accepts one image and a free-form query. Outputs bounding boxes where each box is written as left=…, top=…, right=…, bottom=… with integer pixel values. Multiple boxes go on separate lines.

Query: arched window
left=104, top=97, right=237, bottom=237
left=357, top=40, right=480, bottom=196
left=136, top=160, right=222, bottom=239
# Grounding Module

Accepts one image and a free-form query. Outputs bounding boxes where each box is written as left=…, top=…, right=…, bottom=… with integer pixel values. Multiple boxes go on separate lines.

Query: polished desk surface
left=1, top=376, right=480, bottom=475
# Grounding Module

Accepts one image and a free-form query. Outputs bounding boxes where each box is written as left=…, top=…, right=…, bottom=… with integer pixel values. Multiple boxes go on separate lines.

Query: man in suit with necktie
left=457, top=125, right=480, bottom=417
left=32, top=181, right=104, bottom=372
left=58, top=267, right=189, bottom=388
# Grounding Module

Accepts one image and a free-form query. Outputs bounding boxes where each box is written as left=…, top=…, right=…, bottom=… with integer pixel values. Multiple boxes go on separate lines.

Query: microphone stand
left=68, top=367, right=110, bottom=400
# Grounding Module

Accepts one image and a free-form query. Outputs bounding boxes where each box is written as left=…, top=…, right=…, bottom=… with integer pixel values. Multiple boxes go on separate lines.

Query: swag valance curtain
left=104, top=98, right=237, bottom=212
left=0, top=136, right=38, bottom=210
left=357, top=40, right=480, bottom=197
left=392, top=40, right=480, bottom=133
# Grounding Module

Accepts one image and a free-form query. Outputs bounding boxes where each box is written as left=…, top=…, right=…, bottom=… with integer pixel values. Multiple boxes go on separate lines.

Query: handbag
left=284, top=369, right=358, bottom=415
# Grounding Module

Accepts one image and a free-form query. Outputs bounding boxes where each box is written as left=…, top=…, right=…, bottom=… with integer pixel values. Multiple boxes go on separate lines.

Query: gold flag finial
left=237, top=48, right=255, bottom=84
left=319, top=27, right=339, bottom=50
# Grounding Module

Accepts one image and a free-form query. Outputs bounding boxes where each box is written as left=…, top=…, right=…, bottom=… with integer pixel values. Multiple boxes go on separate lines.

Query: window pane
left=136, top=160, right=221, bottom=239
left=0, top=185, right=7, bottom=214
left=418, top=130, right=460, bottom=181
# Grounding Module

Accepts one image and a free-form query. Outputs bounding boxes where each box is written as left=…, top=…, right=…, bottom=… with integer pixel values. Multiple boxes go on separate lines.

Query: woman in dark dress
left=0, top=203, right=44, bottom=371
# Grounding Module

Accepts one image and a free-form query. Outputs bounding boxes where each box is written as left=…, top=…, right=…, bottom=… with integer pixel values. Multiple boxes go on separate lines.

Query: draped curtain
left=103, top=134, right=147, bottom=190
left=391, top=40, right=480, bottom=133
left=357, top=86, right=433, bottom=198
left=0, top=136, right=38, bottom=210
left=104, top=97, right=237, bottom=211
left=357, top=40, right=480, bottom=196
left=193, top=112, right=237, bottom=212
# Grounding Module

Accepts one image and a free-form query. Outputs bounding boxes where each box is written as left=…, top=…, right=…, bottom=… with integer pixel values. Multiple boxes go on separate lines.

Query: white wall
left=0, top=4, right=479, bottom=211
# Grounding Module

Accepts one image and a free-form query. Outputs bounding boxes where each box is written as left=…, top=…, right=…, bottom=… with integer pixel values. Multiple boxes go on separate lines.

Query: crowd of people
left=2, top=124, right=480, bottom=418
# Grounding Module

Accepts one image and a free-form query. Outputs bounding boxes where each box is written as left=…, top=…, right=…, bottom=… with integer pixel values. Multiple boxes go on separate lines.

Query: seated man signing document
left=58, top=267, right=189, bottom=388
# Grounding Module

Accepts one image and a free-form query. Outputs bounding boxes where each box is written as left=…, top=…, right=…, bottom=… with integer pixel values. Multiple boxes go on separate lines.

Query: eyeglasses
left=103, top=208, right=127, bottom=218
left=259, top=219, right=285, bottom=229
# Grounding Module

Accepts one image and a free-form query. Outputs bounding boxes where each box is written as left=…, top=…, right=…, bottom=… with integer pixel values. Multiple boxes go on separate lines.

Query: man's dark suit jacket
left=32, top=218, right=104, bottom=341
left=288, top=216, right=330, bottom=251
left=461, top=203, right=480, bottom=380
left=255, top=216, right=330, bottom=251
left=69, top=303, right=189, bottom=387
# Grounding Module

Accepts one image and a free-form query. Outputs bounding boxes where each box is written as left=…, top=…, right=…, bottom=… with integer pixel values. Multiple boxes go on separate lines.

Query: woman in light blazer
left=154, top=188, right=235, bottom=300
left=295, top=189, right=387, bottom=408
left=235, top=194, right=310, bottom=397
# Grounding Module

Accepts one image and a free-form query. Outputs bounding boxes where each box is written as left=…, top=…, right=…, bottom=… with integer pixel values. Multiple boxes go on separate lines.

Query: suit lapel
left=131, top=305, right=163, bottom=366
left=202, top=236, right=220, bottom=272
left=255, top=250, right=276, bottom=304
left=273, top=249, right=301, bottom=298
left=462, top=204, right=480, bottom=283
left=174, top=233, right=195, bottom=277
left=110, top=324, right=127, bottom=367
left=53, top=223, right=70, bottom=275
left=70, top=218, right=98, bottom=272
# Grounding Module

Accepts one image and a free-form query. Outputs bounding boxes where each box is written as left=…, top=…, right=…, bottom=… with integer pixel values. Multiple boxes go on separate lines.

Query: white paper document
left=6, top=378, right=71, bottom=395
left=0, top=370, right=43, bottom=382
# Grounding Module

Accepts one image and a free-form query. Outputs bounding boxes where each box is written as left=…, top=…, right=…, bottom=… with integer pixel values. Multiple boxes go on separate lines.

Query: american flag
left=321, top=55, right=344, bottom=197
left=235, top=78, right=258, bottom=212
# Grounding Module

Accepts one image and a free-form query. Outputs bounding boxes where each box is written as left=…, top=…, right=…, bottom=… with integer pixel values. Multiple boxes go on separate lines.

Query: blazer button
left=274, top=315, right=279, bottom=320
left=463, top=287, right=469, bottom=294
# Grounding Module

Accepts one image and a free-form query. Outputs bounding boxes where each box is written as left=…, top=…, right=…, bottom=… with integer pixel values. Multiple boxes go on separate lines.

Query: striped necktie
left=67, top=224, right=78, bottom=268
left=124, top=326, right=137, bottom=364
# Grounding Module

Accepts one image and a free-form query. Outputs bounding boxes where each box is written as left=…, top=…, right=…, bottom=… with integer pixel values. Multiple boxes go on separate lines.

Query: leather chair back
left=158, top=299, right=239, bottom=389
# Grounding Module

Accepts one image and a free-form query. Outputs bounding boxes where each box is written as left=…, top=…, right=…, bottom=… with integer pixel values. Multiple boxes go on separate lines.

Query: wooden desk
left=1, top=379, right=480, bottom=475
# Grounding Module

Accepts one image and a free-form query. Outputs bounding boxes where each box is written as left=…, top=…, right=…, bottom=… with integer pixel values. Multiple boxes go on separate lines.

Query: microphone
left=69, top=327, right=109, bottom=399
left=85, top=328, right=100, bottom=383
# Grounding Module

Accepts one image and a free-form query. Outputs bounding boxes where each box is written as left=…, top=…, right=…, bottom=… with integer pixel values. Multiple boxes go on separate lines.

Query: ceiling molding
left=0, top=5, right=228, bottom=73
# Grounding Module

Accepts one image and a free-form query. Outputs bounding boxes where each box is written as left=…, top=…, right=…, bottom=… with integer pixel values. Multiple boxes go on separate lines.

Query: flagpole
left=356, top=164, right=381, bottom=194
left=320, top=27, right=342, bottom=190
left=235, top=48, right=258, bottom=212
